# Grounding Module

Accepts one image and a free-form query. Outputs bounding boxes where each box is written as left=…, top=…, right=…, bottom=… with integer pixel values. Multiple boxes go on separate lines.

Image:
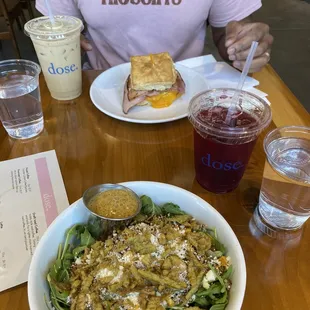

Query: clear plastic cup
left=189, top=88, right=272, bottom=193
left=254, top=126, right=310, bottom=233
left=0, top=59, right=43, bottom=139
left=24, top=16, right=84, bottom=100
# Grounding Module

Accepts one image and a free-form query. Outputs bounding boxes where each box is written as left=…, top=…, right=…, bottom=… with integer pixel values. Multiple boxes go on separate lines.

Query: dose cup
left=24, top=16, right=84, bottom=100
left=189, top=88, right=272, bottom=193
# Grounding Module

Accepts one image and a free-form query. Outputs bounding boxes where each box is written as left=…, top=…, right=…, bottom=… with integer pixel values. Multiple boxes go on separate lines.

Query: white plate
left=90, top=63, right=208, bottom=124
left=28, top=181, right=246, bottom=310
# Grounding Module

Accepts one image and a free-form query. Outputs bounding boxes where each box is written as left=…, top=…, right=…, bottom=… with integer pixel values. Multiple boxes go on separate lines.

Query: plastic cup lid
left=188, top=88, right=272, bottom=139
left=24, top=16, right=84, bottom=40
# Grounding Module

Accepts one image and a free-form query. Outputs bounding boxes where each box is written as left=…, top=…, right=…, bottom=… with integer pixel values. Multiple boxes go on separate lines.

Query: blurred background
left=0, top=0, right=309, bottom=112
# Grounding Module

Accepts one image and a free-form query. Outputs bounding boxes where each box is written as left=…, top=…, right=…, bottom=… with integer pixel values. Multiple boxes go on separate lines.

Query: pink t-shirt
left=36, top=0, right=261, bottom=70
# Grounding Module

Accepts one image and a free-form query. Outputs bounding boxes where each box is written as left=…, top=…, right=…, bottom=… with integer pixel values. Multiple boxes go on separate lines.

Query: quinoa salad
left=46, top=195, right=233, bottom=310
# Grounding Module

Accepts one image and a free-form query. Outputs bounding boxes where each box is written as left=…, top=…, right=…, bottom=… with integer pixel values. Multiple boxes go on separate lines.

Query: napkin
left=177, top=55, right=270, bottom=105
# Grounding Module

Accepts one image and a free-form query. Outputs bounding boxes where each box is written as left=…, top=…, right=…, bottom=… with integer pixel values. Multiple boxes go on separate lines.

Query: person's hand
left=81, top=34, right=92, bottom=52
left=225, top=21, right=273, bottom=73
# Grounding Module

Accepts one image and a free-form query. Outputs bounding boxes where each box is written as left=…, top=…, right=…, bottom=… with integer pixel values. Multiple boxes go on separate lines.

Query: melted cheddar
left=146, top=91, right=181, bottom=109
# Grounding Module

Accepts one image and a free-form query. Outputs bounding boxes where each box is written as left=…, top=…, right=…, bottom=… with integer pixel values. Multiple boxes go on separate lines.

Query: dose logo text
left=48, top=63, right=78, bottom=75
left=201, top=154, right=244, bottom=171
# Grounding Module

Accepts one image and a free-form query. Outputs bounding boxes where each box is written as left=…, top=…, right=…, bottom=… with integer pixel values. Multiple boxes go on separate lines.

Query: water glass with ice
left=0, top=59, right=43, bottom=139
left=255, top=126, right=310, bottom=232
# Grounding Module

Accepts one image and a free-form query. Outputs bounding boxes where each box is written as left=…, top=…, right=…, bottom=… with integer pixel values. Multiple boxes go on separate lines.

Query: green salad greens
left=45, top=195, right=232, bottom=310
left=45, top=218, right=103, bottom=310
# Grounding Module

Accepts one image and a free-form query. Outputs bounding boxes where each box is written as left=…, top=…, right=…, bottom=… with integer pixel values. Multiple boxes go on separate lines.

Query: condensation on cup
left=24, top=16, right=84, bottom=100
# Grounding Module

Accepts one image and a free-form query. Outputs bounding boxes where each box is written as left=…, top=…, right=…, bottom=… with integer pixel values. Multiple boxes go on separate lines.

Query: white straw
left=44, top=0, right=55, bottom=24
left=225, top=41, right=259, bottom=125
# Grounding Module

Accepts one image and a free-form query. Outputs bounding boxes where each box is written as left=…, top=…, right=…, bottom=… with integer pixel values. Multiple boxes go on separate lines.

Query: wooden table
left=0, top=65, right=309, bottom=310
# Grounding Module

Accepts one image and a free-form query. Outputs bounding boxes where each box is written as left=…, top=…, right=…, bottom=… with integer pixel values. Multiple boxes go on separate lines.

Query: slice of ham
left=123, top=71, right=186, bottom=114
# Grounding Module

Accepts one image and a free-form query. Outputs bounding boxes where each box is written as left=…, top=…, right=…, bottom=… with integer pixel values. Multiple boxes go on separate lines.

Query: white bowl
left=28, top=181, right=246, bottom=310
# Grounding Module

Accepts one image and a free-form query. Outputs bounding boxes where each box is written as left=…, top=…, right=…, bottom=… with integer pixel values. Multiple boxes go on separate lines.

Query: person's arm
left=209, top=0, right=273, bottom=72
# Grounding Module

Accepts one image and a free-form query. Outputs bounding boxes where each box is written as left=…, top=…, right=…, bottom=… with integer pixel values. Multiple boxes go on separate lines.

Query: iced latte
left=25, top=16, right=84, bottom=100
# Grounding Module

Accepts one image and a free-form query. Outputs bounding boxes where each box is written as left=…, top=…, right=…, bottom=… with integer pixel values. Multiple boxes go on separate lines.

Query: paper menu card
left=0, top=150, right=69, bottom=292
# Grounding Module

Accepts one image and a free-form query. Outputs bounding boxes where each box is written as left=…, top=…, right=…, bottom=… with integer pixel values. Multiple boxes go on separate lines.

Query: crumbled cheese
left=86, top=294, right=91, bottom=307
left=66, top=295, right=71, bottom=303
left=151, top=252, right=161, bottom=259
left=160, top=300, right=168, bottom=307
left=157, top=245, right=165, bottom=254
left=86, top=254, right=91, bottom=264
left=170, top=290, right=186, bottom=304
left=96, top=268, right=114, bottom=279
left=206, top=269, right=217, bottom=282
left=202, top=280, right=210, bottom=289
left=209, top=256, right=220, bottom=267
left=126, top=292, right=140, bottom=305
left=150, top=234, right=158, bottom=245
left=202, top=270, right=217, bottom=289
left=169, top=239, right=178, bottom=247
left=134, top=261, right=144, bottom=269
left=174, top=240, right=188, bottom=259
left=75, top=257, right=82, bottom=265
left=150, top=232, right=165, bottom=259
left=179, top=270, right=188, bottom=282
left=100, top=288, right=121, bottom=301
left=119, top=252, right=132, bottom=264
left=111, top=267, right=123, bottom=283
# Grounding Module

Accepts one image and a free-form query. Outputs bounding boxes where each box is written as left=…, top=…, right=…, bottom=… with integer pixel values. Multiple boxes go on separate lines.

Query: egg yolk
left=146, top=91, right=181, bottom=109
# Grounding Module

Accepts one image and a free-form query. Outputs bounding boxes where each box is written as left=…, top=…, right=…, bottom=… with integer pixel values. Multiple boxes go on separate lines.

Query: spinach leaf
left=212, top=238, right=227, bottom=255
left=207, top=250, right=224, bottom=259
left=61, top=224, right=80, bottom=260
left=196, top=283, right=223, bottom=297
left=47, top=220, right=101, bottom=310
left=140, top=195, right=162, bottom=216
left=80, top=228, right=95, bottom=246
left=202, top=229, right=227, bottom=255
left=132, top=213, right=148, bottom=223
left=214, top=290, right=228, bottom=305
left=208, top=264, right=226, bottom=293
left=49, top=259, right=62, bottom=281
left=194, top=295, right=211, bottom=307
left=222, top=265, right=233, bottom=280
left=87, top=216, right=103, bottom=239
left=47, top=275, right=70, bottom=310
left=210, top=303, right=227, bottom=310
left=161, top=203, right=186, bottom=215
left=63, top=252, right=74, bottom=260
left=72, top=245, right=88, bottom=258
left=57, top=269, right=70, bottom=283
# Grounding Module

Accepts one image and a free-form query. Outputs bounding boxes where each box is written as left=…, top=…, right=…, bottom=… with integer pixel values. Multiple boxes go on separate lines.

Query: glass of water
left=0, top=59, right=43, bottom=139
left=254, top=126, right=310, bottom=233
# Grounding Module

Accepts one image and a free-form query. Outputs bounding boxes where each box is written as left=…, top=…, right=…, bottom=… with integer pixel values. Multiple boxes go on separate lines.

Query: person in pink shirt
left=36, top=0, right=273, bottom=72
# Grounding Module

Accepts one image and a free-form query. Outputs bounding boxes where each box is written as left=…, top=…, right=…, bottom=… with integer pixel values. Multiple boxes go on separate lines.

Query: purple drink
left=189, top=89, right=272, bottom=193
